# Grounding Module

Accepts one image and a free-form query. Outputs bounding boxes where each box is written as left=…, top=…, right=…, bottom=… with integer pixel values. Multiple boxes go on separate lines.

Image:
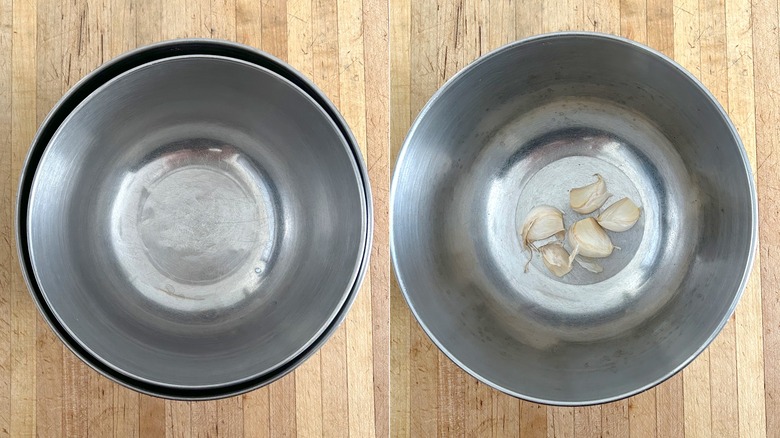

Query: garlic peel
left=567, top=217, right=614, bottom=258
left=540, top=242, right=572, bottom=277
left=570, top=174, right=611, bottom=214
left=597, top=197, right=641, bottom=232
left=575, top=256, right=603, bottom=273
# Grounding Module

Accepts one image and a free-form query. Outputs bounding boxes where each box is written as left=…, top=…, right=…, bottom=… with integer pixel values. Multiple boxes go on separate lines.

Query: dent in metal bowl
left=391, top=32, right=756, bottom=405
left=20, top=43, right=371, bottom=398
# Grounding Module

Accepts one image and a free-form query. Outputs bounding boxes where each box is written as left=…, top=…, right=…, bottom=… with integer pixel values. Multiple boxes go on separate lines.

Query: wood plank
left=135, top=2, right=165, bottom=436
left=516, top=0, right=543, bottom=39
left=0, top=0, right=14, bottom=435
left=235, top=0, right=261, bottom=47
left=190, top=400, right=217, bottom=438
left=672, top=2, right=714, bottom=437
left=338, top=0, right=377, bottom=434
left=547, top=407, right=574, bottom=438
left=725, top=0, right=768, bottom=435
left=35, top=322, right=63, bottom=438
left=486, top=0, right=517, bottom=51
left=406, top=2, right=440, bottom=438
left=159, top=1, right=196, bottom=434
left=647, top=0, right=675, bottom=56
left=109, top=3, right=141, bottom=436
left=574, top=406, right=601, bottom=438
left=515, top=4, right=546, bottom=438
left=294, top=357, right=323, bottom=437
left=135, top=0, right=162, bottom=46
left=390, top=283, right=411, bottom=438
left=88, top=369, right=114, bottom=437
left=320, top=327, right=350, bottom=438
left=492, top=392, right=519, bottom=438
left=656, top=374, right=684, bottom=438
left=436, top=3, right=476, bottom=437
left=63, top=359, right=88, bottom=438
left=476, top=0, right=514, bottom=414
left=209, top=0, right=236, bottom=40
left=752, top=0, right=780, bottom=434
left=269, top=374, right=296, bottom=436
left=520, top=401, right=547, bottom=438
left=621, top=0, right=647, bottom=42
left=363, top=0, right=392, bottom=431
left=79, top=4, right=115, bottom=435
left=308, top=2, right=352, bottom=436
left=285, top=3, right=324, bottom=436
left=644, top=6, right=676, bottom=438
left=33, top=1, right=65, bottom=436
left=589, top=0, right=620, bottom=33
left=466, top=379, right=493, bottom=437
left=627, top=390, right=655, bottom=438
left=166, top=401, right=192, bottom=438
left=683, top=356, right=712, bottom=438
left=139, top=395, right=165, bottom=438
left=260, top=0, right=288, bottom=60
left=114, top=388, right=140, bottom=438
left=698, top=1, right=740, bottom=435
left=242, top=388, right=270, bottom=437
left=216, top=396, right=242, bottom=437
left=601, top=400, right=628, bottom=438
left=9, top=0, right=38, bottom=435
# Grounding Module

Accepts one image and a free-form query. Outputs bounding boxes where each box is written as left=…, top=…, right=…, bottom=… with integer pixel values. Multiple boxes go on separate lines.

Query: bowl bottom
left=447, top=97, right=698, bottom=346
left=110, top=138, right=278, bottom=314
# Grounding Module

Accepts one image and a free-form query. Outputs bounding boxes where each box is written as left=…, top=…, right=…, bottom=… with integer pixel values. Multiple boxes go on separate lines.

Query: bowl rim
left=390, top=31, right=758, bottom=406
left=16, top=39, right=374, bottom=400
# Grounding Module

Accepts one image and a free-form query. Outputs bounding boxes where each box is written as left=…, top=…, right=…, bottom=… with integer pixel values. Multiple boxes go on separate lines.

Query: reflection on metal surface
left=111, top=140, right=277, bottom=312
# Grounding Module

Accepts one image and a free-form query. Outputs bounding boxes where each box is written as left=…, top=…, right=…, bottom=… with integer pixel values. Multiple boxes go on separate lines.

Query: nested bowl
left=19, top=41, right=371, bottom=399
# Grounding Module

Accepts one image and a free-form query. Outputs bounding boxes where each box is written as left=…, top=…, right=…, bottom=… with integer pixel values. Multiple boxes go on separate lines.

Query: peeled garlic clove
left=575, top=256, right=603, bottom=273
left=521, top=205, right=565, bottom=246
left=570, top=174, right=611, bottom=214
left=540, top=242, right=572, bottom=277
left=567, top=217, right=614, bottom=258
left=597, top=197, right=641, bottom=232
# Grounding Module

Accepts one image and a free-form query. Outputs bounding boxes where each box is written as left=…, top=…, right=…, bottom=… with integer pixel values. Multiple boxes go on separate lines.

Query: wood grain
left=752, top=0, right=780, bottom=434
left=389, top=0, right=774, bottom=437
left=1, top=0, right=389, bottom=436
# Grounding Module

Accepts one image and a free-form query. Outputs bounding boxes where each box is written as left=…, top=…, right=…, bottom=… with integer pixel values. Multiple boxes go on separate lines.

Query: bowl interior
left=28, top=55, right=366, bottom=388
left=392, top=34, right=754, bottom=404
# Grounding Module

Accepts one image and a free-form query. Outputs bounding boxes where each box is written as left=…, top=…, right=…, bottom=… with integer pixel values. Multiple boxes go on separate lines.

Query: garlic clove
left=575, top=256, right=603, bottom=273
left=521, top=205, right=565, bottom=247
left=540, top=242, right=572, bottom=277
left=597, top=197, right=641, bottom=232
left=570, top=174, right=611, bottom=214
left=567, top=217, right=614, bottom=258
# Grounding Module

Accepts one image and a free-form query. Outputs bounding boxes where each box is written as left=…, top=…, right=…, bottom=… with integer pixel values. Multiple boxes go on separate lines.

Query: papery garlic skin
left=540, top=242, right=572, bottom=277
left=570, top=174, right=611, bottom=214
left=568, top=218, right=614, bottom=259
left=521, top=205, right=565, bottom=247
left=575, top=256, right=603, bottom=273
left=597, top=197, right=641, bottom=232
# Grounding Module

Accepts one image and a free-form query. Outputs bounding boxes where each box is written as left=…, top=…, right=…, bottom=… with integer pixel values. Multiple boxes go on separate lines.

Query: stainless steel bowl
left=20, top=41, right=371, bottom=398
left=391, top=32, right=756, bottom=405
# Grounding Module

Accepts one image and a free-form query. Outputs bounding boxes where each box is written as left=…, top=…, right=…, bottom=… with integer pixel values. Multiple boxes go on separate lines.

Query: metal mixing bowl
left=20, top=41, right=371, bottom=398
left=391, top=32, right=756, bottom=405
